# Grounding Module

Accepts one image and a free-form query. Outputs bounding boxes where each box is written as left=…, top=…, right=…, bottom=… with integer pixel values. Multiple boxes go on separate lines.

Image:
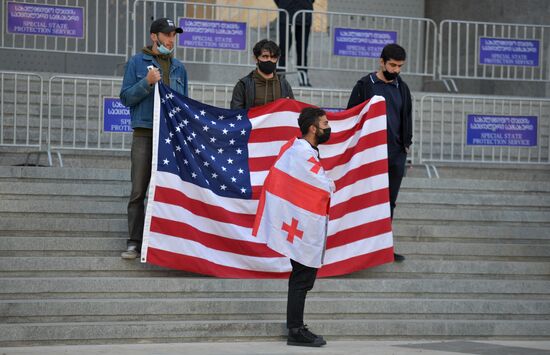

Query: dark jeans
left=127, top=134, right=152, bottom=251
left=287, top=259, right=318, bottom=329
left=388, top=148, right=407, bottom=219
left=278, top=22, right=311, bottom=72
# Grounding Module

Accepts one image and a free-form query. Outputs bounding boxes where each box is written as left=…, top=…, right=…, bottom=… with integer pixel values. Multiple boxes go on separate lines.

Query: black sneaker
left=394, top=253, right=405, bottom=262
left=287, top=325, right=326, bottom=347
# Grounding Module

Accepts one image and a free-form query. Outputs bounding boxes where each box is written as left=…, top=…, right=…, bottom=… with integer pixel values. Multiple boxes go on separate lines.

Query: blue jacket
left=120, top=51, right=188, bottom=129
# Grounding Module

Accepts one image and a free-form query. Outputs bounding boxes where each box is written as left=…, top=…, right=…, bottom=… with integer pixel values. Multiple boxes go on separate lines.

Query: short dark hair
left=298, top=107, right=327, bottom=135
left=253, top=39, right=281, bottom=58
left=380, top=43, right=406, bottom=62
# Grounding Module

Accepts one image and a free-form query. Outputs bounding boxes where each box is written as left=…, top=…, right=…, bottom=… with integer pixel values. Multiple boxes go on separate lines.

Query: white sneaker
left=121, top=247, right=139, bottom=260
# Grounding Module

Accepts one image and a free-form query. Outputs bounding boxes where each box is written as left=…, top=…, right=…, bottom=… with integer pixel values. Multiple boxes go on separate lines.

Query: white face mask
left=156, top=41, right=173, bottom=54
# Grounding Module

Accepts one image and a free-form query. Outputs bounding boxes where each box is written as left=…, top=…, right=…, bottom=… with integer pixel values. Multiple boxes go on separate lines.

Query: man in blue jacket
left=120, top=18, right=188, bottom=259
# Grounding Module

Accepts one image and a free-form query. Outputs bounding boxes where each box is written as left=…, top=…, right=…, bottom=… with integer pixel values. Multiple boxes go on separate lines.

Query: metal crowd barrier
left=439, top=20, right=550, bottom=81
left=418, top=94, right=550, bottom=164
left=132, top=1, right=290, bottom=69
left=47, top=75, right=129, bottom=151
left=291, top=10, right=437, bottom=78
left=1, top=0, right=130, bottom=57
left=0, top=71, right=43, bottom=148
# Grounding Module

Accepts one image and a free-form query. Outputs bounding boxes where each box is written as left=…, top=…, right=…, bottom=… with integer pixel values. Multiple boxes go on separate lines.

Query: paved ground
left=1, top=340, right=550, bottom=355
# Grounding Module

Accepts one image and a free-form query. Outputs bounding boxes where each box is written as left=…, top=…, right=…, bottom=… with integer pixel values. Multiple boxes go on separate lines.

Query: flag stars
left=231, top=176, right=237, bottom=183
left=210, top=155, right=216, bottom=161
left=210, top=137, right=217, bottom=143
left=195, top=148, right=201, bottom=154
left=210, top=121, right=217, bottom=125
left=186, top=136, right=193, bottom=142
left=175, top=127, right=181, bottom=132
left=237, top=115, right=242, bottom=120
left=236, top=148, right=242, bottom=155
left=227, top=158, right=234, bottom=164
left=229, top=123, right=235, bottom=128
left=175, top=146, right=181, bottom=152
left=169, top=132, right=174, bottom=138
left=211, top=173, right=218, bottom=179
left=222, top=128, right=228, bottom=135
left=203, top=161, right=210, bottom=167
left=165, top=138, right=171, bottom=144
left=240, top=129, right=246, bottom=135
left=200, top=110, right=206, bottom=116
left=220, top=184, right=227, bottom=190
left=203, top=125, right=209, bottom=132
left=218, top=115, right=224, bottom=120
left=218, top=148, right=224, bottom=154
left=191, top=132, right=197, bottom=138
left=183, top=159, right=189, bottom=165
left=194, top=114, right=199, bottom=119
left=238, top=168, right=244, bottom=174
left=240, top=187, right=246, bottom=194
left=182, top=119, right=189, bottom=126
left=222, top=166, right=227, bottom=172
left=229, top=139, right=235, bottom=145
left=191, top=172, right=197, bottom=179
left=163, top=158, right=169, bottom=165
left=201, top=144, right=206, bottom=150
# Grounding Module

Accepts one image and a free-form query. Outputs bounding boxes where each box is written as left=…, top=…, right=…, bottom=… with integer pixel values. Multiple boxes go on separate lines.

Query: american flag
left=141, top=83, right=394, bottom=278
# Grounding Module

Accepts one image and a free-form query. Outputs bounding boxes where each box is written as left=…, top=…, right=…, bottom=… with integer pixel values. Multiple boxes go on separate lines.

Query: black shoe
left=287, top=325, right=327, bottom=347
left=394, top=253, right=405, bottom=262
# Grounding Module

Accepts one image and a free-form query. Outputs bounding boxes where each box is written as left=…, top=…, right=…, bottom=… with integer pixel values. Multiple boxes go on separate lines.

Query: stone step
left=2, top=278, right=548, bottom=300
left=394, top=207, right=550, bottom=224
left=1, top=298, right=548, bottom=323
left=0, top=166, right=130, bottom=181
left=1, top=237, right=548, bottom=260
left=398, top=192, right=550, bottom=208
left=394, top=224, right=550, bottom=241
left=0, top=200, right=127, bottom=214
left=1, top=319, right=549, bottom=346
left=0, top=182, right=129, bottom=198
left=0, top=257, right=548, bottom=279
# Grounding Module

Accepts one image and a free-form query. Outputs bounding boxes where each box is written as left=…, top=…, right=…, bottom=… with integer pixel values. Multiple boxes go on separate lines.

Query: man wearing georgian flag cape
left=253, top=107, right=334, bottom=348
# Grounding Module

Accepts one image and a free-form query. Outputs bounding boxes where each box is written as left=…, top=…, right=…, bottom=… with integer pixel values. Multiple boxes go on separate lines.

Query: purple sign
left=7, top=2, right=84, bottom=38
left=467, top=115, right=537, bottom=146
left=479, top=37, right=539, bottom=66
left=179, top=18, right=246, bottom=50
left=333, top=28, right=396, bottom=57
left=322, top=107, right=344, bottom=113
left=103, top=98, right=131, bottom=133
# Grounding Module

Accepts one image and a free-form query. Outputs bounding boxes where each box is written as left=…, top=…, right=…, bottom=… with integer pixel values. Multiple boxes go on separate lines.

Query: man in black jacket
left=346, top=43, right=412, bottom=263
left=230, top=39, right=294, bottom=109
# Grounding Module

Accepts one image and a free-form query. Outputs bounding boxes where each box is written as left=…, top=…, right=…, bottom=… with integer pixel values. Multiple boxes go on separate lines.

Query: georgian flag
left=252, top=137, right=335, bottom=268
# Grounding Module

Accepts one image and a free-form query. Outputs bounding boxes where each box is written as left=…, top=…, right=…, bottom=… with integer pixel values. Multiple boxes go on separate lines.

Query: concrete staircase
left=0, top=162, right=549, bottom=346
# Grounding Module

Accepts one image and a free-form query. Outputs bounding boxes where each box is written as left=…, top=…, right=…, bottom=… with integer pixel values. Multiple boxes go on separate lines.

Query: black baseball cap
left=150, top=18, right=183, bottom=34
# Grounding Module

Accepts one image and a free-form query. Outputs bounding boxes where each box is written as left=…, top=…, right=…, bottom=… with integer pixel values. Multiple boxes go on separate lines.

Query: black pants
left=127, top=134, right=152, bottom=251
left=388, top=148, right=407, bottom=219
left=287, top=259, right=318, bottom=329
left=278, top=22, right=311, bottom=72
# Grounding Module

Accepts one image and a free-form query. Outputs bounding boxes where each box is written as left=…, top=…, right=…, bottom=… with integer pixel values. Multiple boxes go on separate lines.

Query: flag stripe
left=154, top=186, right=255, bottom=227
left=329, top=188, right=389, bottom=220
left=264, top=167, right=331, bottom=216
left=318, top=247, right=394, bottom=277
left=147, top=247, right=291, bottom=278
left=327, top=217, right=393, bottom=249
left=151, top=216, right=282, bottom=257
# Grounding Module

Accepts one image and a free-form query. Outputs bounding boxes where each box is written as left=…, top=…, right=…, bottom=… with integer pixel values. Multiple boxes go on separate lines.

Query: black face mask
left=316, top=126, right=331, bottom=144
left=257, top=60, right=277, bottom=75
left=382, top=70, right=398, bottom=81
